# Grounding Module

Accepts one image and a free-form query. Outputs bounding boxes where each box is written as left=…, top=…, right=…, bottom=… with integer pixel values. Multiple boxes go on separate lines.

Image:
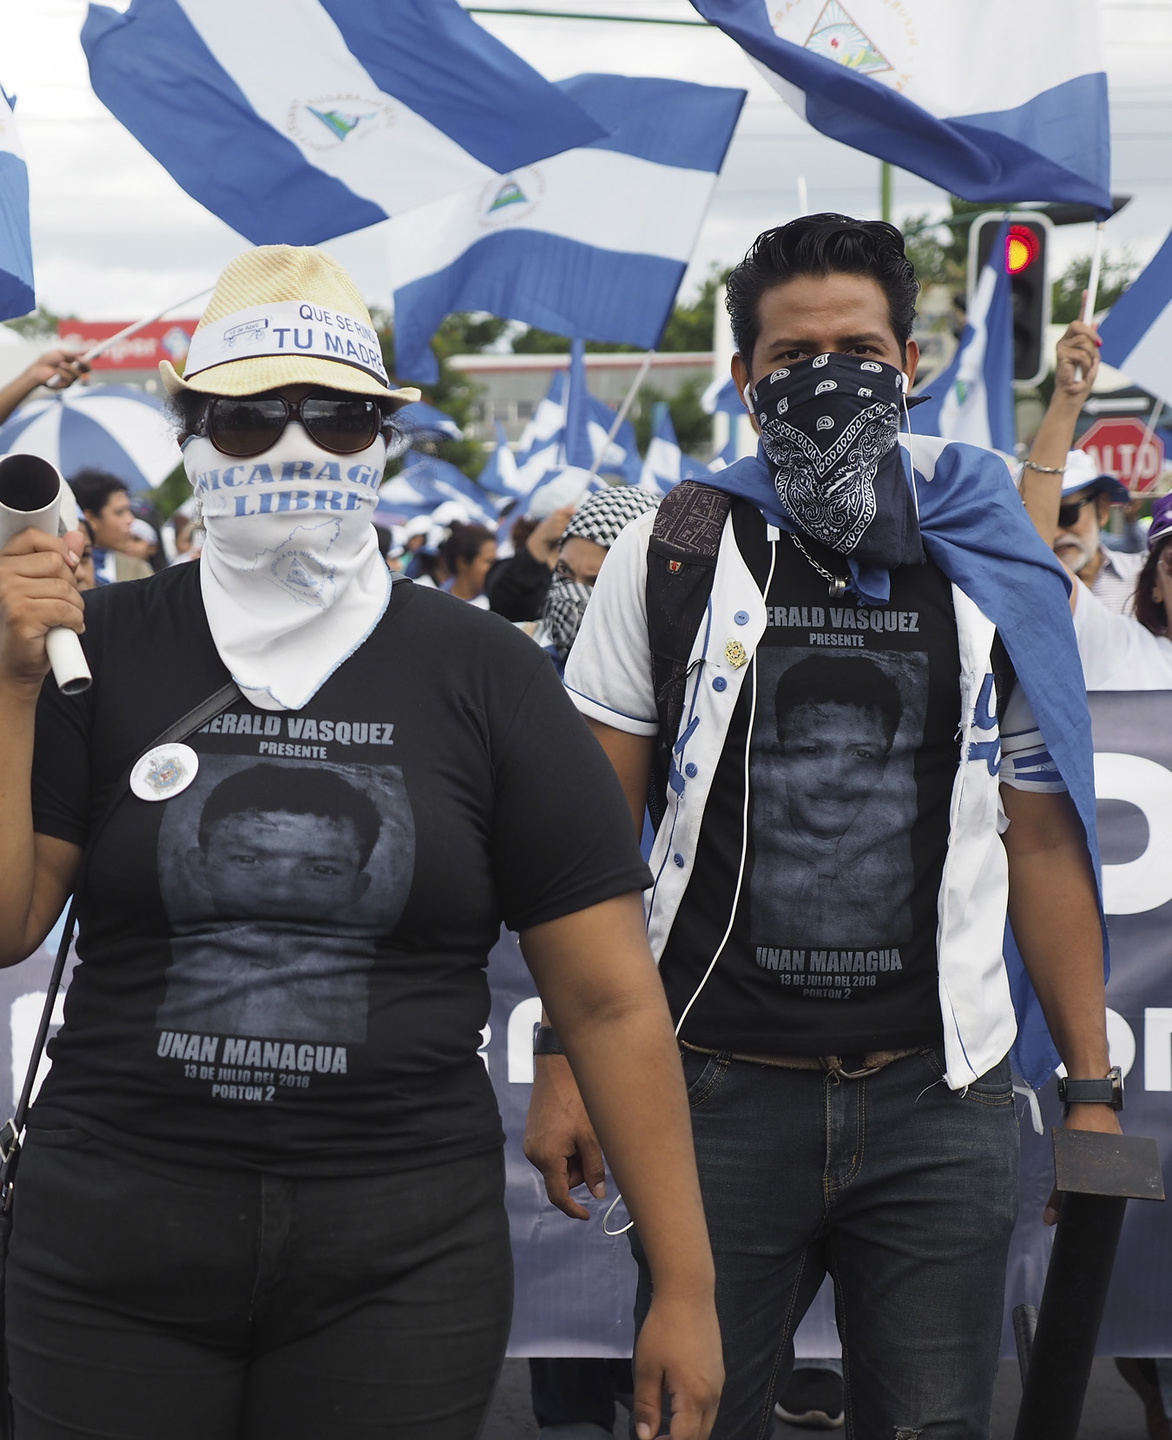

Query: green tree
left=511, top=328, right=639, bottom=355
left=1051, top=250, right=1138, bottom=324
left=632, top=377, right=711, bottom=456
left=3, top=303, right=66, bottom=340
left=375, top=308, right=506, bottom=479
left=900, top=212, right=962, bottom=291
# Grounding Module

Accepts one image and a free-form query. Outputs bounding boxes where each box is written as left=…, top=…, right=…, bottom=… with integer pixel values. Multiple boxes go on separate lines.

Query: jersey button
left=673, top=853, right=685, bottom=868
left=734, top=610, right=749, bottom=625
left=712, top=676, right=727, bottom=692
left=684, top=762, right=698, bottom=778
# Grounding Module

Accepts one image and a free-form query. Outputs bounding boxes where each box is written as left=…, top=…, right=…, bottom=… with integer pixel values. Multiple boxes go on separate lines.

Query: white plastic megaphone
left=0, top=454, right=92, bottom=694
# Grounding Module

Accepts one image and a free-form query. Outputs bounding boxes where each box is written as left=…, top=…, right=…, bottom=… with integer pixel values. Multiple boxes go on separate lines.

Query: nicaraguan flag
left=563, top=340, right=594, bottom=470
left=691, top=0, right=1110, bottom=212
left=380, top=451, right=499, bottom=526
left=1099, top=228, right=1172, bottom=405
left=514, top=366, right=641, bottom=490
left=388, top=73, right=745, bottom=383
left=81, top=0, right=608, bottom=247
left=701, top=372, right=741, bottom=417
left=397, top=400, right=463, bottom=444
left=0, top=89, right=34, bottom=322
left=707, top=428, right=740, bottom=473
left=639, top=401, right=712, bottom=495
left=913, top=222, right=1015, bottom=454
left=478, top=421, right=524, bottom=500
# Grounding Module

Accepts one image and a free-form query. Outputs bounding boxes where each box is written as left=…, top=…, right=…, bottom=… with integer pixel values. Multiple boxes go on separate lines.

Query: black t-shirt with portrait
left=30, top=565, right=649, bottom=1175
left=660, top=499, right=961, bottom=1055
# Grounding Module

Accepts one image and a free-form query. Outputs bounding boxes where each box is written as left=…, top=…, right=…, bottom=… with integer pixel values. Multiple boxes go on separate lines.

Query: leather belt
left=680, top=1039, right=919, bottom=1079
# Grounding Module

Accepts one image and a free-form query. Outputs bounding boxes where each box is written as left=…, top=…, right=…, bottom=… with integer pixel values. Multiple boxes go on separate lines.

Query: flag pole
left=1081, top=223, right=1106, bottom=323
left=48, top=285, right=215, bottom=388
left=1135, top=393, right=1164, bottom=497
left=1073, top=221, right=1106, bottom=385
left=582, top=349, right=656, bottom=486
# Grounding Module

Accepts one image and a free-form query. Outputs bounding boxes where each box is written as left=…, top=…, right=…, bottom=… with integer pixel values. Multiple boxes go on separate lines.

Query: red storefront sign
left=56, top=319, right=200, bottom=371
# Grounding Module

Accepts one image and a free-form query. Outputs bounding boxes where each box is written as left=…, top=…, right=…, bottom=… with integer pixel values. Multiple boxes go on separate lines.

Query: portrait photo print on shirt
left=155, top=754, right=415, bottom=1045
left=749, top=646, right=928, bottom=959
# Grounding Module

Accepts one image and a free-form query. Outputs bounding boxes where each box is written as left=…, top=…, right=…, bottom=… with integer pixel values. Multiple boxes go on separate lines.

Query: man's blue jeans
left=632, top=1047, right=1019, bottom=1440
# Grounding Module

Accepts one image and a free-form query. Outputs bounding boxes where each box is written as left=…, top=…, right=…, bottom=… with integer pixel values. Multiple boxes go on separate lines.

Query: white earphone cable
left=603, top=532, right=779, bottom=1236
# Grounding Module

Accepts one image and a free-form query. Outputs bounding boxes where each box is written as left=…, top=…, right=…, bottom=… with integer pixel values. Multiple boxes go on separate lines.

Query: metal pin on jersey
left=130, top=744, right=200, bottom=802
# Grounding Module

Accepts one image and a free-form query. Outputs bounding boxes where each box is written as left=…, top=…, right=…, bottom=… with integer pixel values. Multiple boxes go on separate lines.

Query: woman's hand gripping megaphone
left=0, top=455, right=91, bottom=694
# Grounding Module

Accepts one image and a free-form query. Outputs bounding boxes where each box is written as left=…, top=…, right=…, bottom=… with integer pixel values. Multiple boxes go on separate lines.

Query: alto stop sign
left=1078, top=418, right=1165, bottom=494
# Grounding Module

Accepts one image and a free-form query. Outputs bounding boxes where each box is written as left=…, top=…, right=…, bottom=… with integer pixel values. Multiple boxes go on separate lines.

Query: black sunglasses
left=193, top=394, right=392, bottom=459
left=1056, top=493, right=1096, bottom=529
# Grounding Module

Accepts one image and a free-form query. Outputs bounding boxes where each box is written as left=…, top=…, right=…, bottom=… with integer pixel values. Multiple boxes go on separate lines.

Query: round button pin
left=734, top=611, right=749, bottom=625
left=130, top=744, right=200, bottom=803
left=712, top=676, right=727, bottom=692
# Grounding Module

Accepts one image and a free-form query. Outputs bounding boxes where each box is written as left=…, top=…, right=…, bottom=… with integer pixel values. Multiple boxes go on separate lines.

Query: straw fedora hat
left=160, top=245, right=420, bottom=405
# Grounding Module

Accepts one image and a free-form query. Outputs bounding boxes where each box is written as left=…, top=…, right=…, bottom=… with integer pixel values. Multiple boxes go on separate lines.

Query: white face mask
left=185, top=423, right=390, bottom=711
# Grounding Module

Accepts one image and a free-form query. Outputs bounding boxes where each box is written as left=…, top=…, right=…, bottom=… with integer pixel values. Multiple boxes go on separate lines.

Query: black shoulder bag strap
left=645, top=481, right=732, bottom=826
left=0, top=679, right=241, bottom=1210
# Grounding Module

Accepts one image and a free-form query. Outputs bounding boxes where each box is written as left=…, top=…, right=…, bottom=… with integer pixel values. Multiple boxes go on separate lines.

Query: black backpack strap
left=645, top=482, right=732, bottom=823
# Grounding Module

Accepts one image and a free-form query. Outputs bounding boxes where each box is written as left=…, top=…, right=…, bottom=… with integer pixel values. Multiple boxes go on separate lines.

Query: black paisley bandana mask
left=752, top=352, right=924, bottom=570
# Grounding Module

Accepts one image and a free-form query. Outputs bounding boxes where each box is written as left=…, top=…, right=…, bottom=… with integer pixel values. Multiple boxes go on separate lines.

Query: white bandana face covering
left=185, top=424, right=390, bottom=711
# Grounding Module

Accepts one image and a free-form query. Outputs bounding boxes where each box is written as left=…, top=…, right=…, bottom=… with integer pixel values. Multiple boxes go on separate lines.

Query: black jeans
left=5, top=1128, right=513, bottom=1439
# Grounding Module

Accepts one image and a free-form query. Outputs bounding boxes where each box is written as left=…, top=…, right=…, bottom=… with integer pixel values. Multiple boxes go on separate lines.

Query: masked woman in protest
left=0, top=246, right=721, bottom=1440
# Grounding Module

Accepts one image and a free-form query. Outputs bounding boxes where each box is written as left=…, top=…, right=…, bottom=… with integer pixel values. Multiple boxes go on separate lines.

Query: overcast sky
left=2, top=0, right=1170, bottom=326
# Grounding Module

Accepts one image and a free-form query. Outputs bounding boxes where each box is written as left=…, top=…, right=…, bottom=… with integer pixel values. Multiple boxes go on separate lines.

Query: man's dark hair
left=726, top=213, right=918, bottom=365
left=1134, top=542, right=1169, bottom=637
left=198, top=763, right=381, bottom=868
left=775, top=654, right=902, bottom=753
left=69, top=468, right=129, bottom=519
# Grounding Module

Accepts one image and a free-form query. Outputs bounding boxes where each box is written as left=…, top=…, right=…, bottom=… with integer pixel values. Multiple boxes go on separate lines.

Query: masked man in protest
left=527, top=214, right=1121, bottom=1439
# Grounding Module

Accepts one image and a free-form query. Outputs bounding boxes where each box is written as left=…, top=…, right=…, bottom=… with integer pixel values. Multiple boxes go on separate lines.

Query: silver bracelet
left=1021, top=460, right=1066, bottom=475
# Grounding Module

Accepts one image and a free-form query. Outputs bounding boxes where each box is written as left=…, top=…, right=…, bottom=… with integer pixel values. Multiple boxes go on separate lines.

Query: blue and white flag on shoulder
left=913, top=221, right=1015, bottom=455
left=388, top=73, right=745, bottom=383
left=1099, top=228, right=1172, bottom=405
left=691, top=0, right=1110, bottom=212
left=81, top=0, right=608, bottom=247
left=0, top=89, right=34, bottom=322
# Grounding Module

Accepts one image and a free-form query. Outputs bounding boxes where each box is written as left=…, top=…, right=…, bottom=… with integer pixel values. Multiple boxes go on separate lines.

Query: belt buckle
left=824, top=1053, right=881, bottom=1080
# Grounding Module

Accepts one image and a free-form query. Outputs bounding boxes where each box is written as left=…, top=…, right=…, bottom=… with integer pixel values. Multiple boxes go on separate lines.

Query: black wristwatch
left=1057, top=1066, right=1124, bottom=1112
left=533, top=1025, right=565, bottom=1057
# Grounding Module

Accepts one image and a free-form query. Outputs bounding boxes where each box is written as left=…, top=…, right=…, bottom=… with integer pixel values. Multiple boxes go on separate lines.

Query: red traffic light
left=1005, top=225, right=1041, bottom=275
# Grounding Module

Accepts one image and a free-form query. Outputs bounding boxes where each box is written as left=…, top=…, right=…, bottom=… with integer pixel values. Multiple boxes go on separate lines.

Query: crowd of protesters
left=0, top=216, right=1167, bottom=1440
